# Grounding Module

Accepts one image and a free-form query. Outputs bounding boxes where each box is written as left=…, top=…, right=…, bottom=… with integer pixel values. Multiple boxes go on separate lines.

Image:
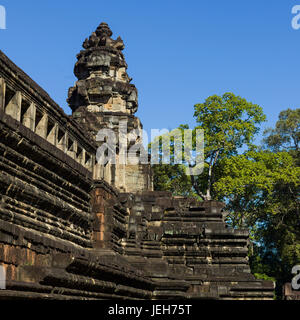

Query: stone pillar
left=91, top=183, right=113, bottom=249
left=91, top=180, right=127, bottom=252
left=66, top=134, right=76, bottom=159
left=35, top=113, right=48, bottom=138
left=22, top=102, right=36, bottom=130
left=57, top=129, right=67, bottom=152
left=5, top=91, right=21, bottom=121
left=85, top=151, right=93, bottom=171
left=46, top=122, right=57, bottom=145
left=0, top=78, right=5, bottom=111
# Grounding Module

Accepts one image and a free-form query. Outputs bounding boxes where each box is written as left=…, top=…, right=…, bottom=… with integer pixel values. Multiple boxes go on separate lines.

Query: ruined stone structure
left=0, top=23, right=274, bottom=300
left=68, top=22, right=152, bottom=193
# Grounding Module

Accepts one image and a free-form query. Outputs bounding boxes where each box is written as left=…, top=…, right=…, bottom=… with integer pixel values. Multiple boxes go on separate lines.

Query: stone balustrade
left=0, top=50, right=96, bottom=172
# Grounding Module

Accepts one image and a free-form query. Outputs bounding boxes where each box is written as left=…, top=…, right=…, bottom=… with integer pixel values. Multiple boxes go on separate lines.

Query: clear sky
left=0, top=0, right=300, bottom=144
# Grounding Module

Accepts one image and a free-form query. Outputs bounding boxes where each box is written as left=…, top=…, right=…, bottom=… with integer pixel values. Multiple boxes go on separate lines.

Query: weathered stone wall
left=0, top=50, right=97, bottom=247
left=117, top=192, right=275, bottom=299
left=91, top=180, right=128, bottom=252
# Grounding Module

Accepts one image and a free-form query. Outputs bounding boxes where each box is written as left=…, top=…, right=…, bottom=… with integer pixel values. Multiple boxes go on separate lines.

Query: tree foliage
left=263, top=108, right=300, bottom=153
left=152, top=92, right=266, bottom=200
left=214, top=149, right=300, bottom=298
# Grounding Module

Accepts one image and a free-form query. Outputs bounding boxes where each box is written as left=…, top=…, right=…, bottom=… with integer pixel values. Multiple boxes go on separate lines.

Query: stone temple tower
left=68, top=22, right=153, bottom=192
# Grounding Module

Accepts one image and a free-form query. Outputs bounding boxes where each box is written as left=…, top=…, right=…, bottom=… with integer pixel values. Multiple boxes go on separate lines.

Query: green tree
left=263, top=108, right=300, bottom=153
left=152, top=163, right=196, bottom=197
left=152, top=92, right=266, bottom=200
left=214, top=150, right=299, bottom=228
left=259, top=108, right=300, bottom=297
left=213, top=108, right=300, bottom=298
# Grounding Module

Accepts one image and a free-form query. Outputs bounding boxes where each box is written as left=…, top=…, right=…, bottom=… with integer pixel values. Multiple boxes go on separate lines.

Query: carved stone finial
left=68, top=22, right=137, bottom=114
left=95, top=22, right=113, bottom=38
left=82, top=22, right=124, bottom=50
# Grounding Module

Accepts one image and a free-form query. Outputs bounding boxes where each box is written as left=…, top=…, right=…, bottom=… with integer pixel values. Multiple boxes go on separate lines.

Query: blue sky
left=0, top=0, right=300, bottom=144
